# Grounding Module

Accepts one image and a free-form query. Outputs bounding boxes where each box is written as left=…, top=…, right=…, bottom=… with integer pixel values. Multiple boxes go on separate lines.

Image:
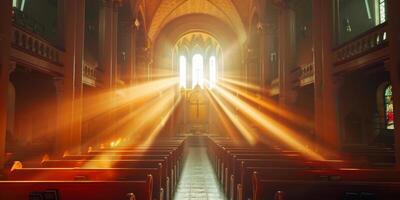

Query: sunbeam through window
left=192, top=54, right=204, bottom=89
left=179, top=55, right=187, bottom=88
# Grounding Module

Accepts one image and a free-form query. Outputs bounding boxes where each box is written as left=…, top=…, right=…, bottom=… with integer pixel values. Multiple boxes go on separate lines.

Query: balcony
left=333, top=22, right=389, bottom=74
left=11, top=8, right=64, bottom=75
left=291, top=63, right=314, bottom=87
left=83, top=62, right=97, bottom=87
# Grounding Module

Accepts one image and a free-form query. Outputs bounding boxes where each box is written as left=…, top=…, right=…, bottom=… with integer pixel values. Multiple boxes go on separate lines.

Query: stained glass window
left=378, top=0, right=386, bottom=23
left=209, top=56, right=217, bottom=89
left=179, top=56, right=187, bottom=88
left=13, top=0, right=26, bottom=11
left=384, top=85, right=395, bottom=130
left=375, top=0, right=386, bottom=25
left=192, top=54, right=204, bottom=89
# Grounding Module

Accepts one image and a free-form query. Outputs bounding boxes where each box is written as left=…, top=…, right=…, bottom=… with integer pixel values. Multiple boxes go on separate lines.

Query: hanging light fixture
left=345, top=18, right=352, bottom=33
left=134, top=18, right=140, bottom=30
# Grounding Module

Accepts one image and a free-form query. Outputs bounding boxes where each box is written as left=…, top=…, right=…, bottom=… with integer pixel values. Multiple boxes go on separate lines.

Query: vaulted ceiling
left=137, top=0, right=254, bottom=44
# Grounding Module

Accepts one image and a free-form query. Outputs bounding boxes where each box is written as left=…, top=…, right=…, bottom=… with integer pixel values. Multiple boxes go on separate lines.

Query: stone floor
left=174, top=147, right=226, bottom=200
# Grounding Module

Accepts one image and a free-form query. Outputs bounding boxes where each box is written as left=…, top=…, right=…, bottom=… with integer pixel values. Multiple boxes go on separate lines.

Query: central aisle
left=174, top=147, right=226, bottom=200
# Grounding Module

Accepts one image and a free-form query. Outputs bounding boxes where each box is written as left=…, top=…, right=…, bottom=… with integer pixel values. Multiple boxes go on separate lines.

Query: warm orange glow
left=220, top=77, right=262, bottom=92
left=218, top=80, right=313, bottom=129
left=206, top=92, right=242, bottom=144
left=141, top=95, right=182, bottom=146
left=211, top=85, right=324, bottom=160
left=10, top=161, right=23, bottom=171
left=208, top=90, right=257, bottom=145
left=82, top=89, right=182, bottom=168
left=42, top=154, right=50, bottom=162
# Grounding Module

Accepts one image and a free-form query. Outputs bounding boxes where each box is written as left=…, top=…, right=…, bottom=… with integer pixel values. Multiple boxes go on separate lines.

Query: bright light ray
left=141, top=95, right=182, bottom=146
left=209, top=56, right=217, bottom=89
left=100, top=89, right=178, bottom=147
left=192, top=54, right=204, bottom=88
left=135, top=73, right=175, bottom=79
left=206, top=91, right=246, bottom=145
left=218, top=81, right=313, bottom=129
left=43, top=77, right=179, bottom=158
left=212, top=86, right=324, bottom=160
left=83, top=91, right=180, bottom=168
left=220, top=77, right=262, bottom=92
left=179, top=56, right=187, bottom=88
left=208, top=90, right=256, bottom=145
left=91, top=92, right=166, bottom=143
left=84, top=78, right=178, bottom=120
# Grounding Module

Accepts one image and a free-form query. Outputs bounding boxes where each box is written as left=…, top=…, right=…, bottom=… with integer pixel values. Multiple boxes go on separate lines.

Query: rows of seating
left=207, top=136, right=400, bottom=200
left=0, top=137, right=186, bottom=200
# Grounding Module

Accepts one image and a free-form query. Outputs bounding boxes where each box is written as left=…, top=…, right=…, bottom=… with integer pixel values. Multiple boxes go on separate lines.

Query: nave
left=174, top=146, right=225, bottom=200
left=2, top=135, right=400, bottom=199
left=1, top=0, right=400, bottom=199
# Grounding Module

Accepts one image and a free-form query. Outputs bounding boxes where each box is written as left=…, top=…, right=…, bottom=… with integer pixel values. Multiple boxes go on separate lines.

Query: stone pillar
left=0, top=0, right=12, bottom=168
left=99, top=0, right=114, bottom=90
left=264, top=22, right=276, bottom=91
left=277, top=4, right=294, bottom=106
left=387, top=0, right=400, bottom=167
left=128, top=22, right=136, bottom=86
left=312, top=0, right=339, bottom=156
left=257, top=22, right=267, bottom=97
left=57, top=0, right=65, bottom=49
left=112, top=0, right=122, bottom=88
left=61, top=0, right=85, bottom=154
left=131, top=23, right=137, bottom=85
left=7, top=62, right=16, bottom=141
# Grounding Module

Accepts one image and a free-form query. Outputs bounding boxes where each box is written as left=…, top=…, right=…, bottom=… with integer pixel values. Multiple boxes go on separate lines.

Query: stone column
left=387, top=0, right=400, bottom=167
left=257, top=22, right=268, bottom=97
left=277, top=4, right=295, bottom=106
left=61, top=0, right=85, bottom=154
left=312, top=0, right=339, bottom=156
left=7, top=62, right=16, bottom=141
left=0, top=0, right=12, bottom=168
left=128, top=22, right=136, bottom=86
left=264, top=22, right=276, bottom=92
left=99, top=0, right=114, bottom=90
left=112, top=0, right=122, bottom=88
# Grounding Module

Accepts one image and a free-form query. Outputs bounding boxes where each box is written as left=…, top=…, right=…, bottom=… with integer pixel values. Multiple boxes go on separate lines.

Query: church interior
left=0, top=0, right=400, bottom=199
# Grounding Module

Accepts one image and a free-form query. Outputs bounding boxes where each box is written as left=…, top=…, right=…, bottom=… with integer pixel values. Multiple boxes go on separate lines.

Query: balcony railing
left=292, top=63, right=314, bottom=87
left=12, top=26, right=64, bottom=65
left=83, top=62, right=97, bottom=86
left=11, top=8, right=64, bottom=66
left=333, top=22, right=388, bottom=65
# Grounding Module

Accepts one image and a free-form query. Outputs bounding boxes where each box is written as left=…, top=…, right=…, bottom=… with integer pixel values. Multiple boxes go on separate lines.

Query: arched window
left=179, top=56, right=187, bottom=88
left=192, top=54, right=204, bottom=88
left=13, top=0, right=26, bottom=11
left=209, top=56, right=217, bottom=88
left=384, top=85, right=395, bottom=130
left=375, top=0, right=387, bottom=25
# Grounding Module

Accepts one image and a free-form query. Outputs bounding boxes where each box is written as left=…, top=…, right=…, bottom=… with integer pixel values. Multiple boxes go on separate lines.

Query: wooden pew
left=252, top=173, right=400, bottom=200
left=207, top=138, right=367, bottom=200
left=61, top=154, right=179, bottom=199
left=0, top=175, right=153, bottom=200
left=87, top=148, right=182, bottom=190
left=222, top=153, right=303, bottom=199
left=41, top=159, right=170, bottom=198
left=234, top=158, right=367, bottom=199
left=240, top=167, right=400, bottom=200
left=219, top=152, right=303, bottom=198
left=7, top=167, right=164, bottom=200
left=84, top=149, right=182, bottom=197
